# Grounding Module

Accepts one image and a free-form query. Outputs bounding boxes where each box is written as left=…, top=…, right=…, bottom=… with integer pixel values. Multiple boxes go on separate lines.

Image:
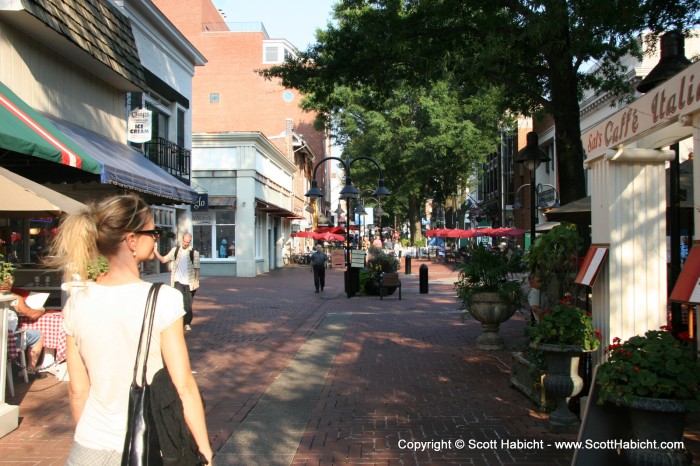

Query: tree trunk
left=549, top=70, right=587, bottom=206
left=408, top=195, right=423, bottom=245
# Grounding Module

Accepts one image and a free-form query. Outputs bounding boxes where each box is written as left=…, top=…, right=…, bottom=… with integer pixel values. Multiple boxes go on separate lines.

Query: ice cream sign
left=127, top=108, right=152, bottom=143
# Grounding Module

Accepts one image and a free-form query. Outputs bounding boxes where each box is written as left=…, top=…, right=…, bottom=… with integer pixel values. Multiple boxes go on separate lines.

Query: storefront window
left=152, top=207, right=176, bottom=274
left=192, top=210, right=235, bottom=259
left=216, top=211, right=235, bottom=258
left=1, top=218, right=58, bottom=264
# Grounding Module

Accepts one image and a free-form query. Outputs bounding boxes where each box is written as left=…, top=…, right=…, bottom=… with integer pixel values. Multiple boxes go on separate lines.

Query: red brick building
left=154, top=0, right=330, bottom=276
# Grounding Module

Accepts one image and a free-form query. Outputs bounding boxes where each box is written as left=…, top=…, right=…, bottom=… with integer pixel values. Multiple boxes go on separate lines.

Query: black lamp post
left=514, top=132, right=550, bottom=248
left=305, top=153, right=390, bottom=297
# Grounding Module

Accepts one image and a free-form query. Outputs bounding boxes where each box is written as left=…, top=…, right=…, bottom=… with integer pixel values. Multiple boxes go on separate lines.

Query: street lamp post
left=513, top=183, right=560, bottom=210
left=514, top=132, right=550, bottom=248
left=305, top=153, right=390, bottom=298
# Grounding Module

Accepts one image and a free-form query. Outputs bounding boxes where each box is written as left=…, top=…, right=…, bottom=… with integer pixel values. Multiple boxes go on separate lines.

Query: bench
left=379, top=272, right=402, bottom=300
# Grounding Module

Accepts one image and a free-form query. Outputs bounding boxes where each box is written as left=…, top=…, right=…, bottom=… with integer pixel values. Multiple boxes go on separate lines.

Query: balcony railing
left=143, top=137, right=191, bottom=185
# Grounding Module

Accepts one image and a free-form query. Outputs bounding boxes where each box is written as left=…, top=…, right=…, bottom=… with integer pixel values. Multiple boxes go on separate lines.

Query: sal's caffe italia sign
left=582, top=59, right=700, bottom=161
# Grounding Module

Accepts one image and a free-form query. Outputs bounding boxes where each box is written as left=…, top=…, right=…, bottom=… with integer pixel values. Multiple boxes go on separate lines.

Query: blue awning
left=46, top=116, right=197, bottom=204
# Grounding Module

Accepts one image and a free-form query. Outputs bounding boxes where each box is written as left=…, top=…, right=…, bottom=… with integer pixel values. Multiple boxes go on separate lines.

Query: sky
left=212, top=0, right=337, bottom=50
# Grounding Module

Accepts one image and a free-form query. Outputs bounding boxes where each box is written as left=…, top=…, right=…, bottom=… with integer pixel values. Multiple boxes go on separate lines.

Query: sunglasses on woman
left=134, top=228, right=163, bottom=240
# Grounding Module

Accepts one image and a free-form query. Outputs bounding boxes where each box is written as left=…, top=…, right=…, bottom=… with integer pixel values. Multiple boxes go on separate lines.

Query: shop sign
left=192, top=193, right=208, bottom=212
left=582, top=59, right=700, bottom=161
left=127, top=108, right=152, bottom=143
left=192, top=212, right=213, bottom=225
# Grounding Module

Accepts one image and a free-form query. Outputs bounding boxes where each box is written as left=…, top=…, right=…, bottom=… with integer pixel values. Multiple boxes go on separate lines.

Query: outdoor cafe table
left=8, top=311, right=66, bottom=364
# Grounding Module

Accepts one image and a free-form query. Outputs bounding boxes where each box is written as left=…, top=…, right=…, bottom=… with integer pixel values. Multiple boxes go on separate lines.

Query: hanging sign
left=127, top=108, right=152, bottom=143
left=192, top=193, right=208, bottom=212
left=351, top=250, right=366, bottom=268
left=670, top=244, right=700, bottom=304
left=575, top=245, right=609, bottom=287
left=331, top=249, right=345, bottom=268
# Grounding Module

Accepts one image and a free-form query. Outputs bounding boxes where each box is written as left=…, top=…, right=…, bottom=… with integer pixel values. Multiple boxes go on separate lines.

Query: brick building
left=154, top=0, right=330, bottom=277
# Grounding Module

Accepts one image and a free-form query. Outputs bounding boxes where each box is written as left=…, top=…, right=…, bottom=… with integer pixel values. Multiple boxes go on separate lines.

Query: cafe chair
left=6, top=330, right=29, bottom=397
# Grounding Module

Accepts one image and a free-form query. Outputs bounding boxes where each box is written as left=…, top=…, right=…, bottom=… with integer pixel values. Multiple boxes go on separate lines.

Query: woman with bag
left=47, top=194, right=212, bottom=465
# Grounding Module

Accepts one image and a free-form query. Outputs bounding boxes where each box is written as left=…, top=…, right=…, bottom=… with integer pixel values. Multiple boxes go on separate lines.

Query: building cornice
left=193, top=132, right=298, bottom=175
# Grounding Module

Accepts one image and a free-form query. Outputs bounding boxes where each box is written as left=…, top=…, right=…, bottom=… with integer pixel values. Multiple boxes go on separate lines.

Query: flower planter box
left=509, top=351, right=555, bottom=411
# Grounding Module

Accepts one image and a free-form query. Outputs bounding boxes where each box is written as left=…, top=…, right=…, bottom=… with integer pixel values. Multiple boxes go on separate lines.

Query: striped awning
left=0, top=80, right=101, bottom=174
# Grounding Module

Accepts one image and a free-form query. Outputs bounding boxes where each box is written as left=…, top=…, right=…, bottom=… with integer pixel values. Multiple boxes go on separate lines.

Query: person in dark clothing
left=310, top=244, right=328, bottom=293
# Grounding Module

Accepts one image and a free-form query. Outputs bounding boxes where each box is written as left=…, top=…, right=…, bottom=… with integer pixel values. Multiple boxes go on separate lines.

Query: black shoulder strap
left=174, top=246, right=180, bottom=259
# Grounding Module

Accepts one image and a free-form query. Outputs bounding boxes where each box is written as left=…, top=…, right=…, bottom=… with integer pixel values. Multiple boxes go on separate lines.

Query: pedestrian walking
left=310, top=244, right=328, bottom=293
left=45, top=194, right=212, bottom=465
left=154, top=232, right=200, bottom=330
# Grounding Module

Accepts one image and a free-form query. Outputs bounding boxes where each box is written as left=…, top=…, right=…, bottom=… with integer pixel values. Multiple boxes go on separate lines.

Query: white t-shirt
left=174, top=248, right=190, bottom=285
left=62, top=282, right=184, bottom=452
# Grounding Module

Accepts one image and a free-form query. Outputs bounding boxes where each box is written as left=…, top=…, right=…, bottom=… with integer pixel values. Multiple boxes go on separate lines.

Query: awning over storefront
left=0, top=166, right=86, bottom=217
left=256, top=199, right=305, bottom=219
left=0, top=80, right=101, bottom=175
left=48, top=116, right=197, bottom=204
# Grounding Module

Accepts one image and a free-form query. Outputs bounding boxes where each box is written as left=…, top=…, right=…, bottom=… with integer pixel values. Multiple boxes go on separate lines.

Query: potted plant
left=0, top=254, right=15, bottom=292
left=528, top=223, right=580, bottom=307
left=455, top=242, right=526, bottom=350
left=527, top=299, right=601, bottom=428
left=510, top=223, right=581, bottom=411
left=361, top=246, right=399, bottom=295
left=595, top=328, right=700, bottom=465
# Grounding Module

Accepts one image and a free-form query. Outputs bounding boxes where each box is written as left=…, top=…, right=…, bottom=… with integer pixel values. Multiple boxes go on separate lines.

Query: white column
left=588, top=148, right=674, bottom=362
left=0, top=296, right=19, bottom=437
left=236, top=170, right=257, bottom=277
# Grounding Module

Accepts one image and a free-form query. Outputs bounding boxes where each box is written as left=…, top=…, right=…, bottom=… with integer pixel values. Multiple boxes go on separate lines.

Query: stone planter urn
left=468, top=292, right=516, bottom=350
left=532, top=342, right=588, bottom=430
left=619, top=396, right=691, bottom=466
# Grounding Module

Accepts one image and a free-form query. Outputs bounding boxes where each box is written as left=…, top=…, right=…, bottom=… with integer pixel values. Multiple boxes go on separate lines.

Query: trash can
left=405, top=255, right=412, bottom=275
left=419, top=264, right=428, bottom=294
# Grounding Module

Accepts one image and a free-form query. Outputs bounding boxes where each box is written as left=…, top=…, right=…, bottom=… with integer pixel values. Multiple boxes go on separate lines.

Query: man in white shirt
left=154, top=232, right=200, bottom=330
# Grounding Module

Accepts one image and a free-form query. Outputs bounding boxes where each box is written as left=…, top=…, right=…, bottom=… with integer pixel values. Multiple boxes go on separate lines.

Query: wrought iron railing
left=143, top=137, right=191, bottom=185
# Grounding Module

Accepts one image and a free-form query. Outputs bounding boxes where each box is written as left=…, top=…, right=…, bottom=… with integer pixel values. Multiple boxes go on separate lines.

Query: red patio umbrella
left=291, top=230, right=315, bottom=238
left=446, top=228, right=474, bottom=238
left=315, top=226, right=346, bottom=234
left=502, top=227, right=527, bottom=237
left=313, top=232, right=345, bottom=242
left=432, top=228, right=451, bottom=237
left=472, top=227, right=494, bottom=237
left=486, top=227, right=509, bottom=237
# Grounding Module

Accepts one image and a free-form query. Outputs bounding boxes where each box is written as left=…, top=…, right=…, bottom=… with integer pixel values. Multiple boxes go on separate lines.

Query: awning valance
left=47, top=116, right=198, bottom=204
left=0, top=80, right=101, bottom=175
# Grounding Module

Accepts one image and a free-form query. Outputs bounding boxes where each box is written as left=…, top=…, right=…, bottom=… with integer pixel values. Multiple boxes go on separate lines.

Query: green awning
left=0, top=80, right=101, bottom=175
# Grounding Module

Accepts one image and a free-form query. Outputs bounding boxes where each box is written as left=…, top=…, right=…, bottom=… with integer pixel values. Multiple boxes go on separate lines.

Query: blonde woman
left=47, top=194, right=212, bottom=465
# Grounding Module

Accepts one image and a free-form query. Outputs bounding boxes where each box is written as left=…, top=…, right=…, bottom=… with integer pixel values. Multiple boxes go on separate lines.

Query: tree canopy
left=334, top=81, right=503, bottom=240
left=263, top=0, right=699, bottom=206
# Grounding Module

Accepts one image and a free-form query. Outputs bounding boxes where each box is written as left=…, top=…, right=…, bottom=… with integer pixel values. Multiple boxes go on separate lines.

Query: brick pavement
left=0, top=258, right=698, bottom=465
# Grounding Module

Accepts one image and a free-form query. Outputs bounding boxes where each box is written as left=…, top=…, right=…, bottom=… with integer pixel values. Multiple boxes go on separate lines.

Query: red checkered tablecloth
left=8, top=312, right=67, bottom=363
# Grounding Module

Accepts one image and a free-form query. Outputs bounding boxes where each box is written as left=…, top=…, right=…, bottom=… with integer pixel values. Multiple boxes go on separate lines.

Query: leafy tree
left=263, top=0, right=699, bottom=206
left=329, top=81, right=502, bottom=243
